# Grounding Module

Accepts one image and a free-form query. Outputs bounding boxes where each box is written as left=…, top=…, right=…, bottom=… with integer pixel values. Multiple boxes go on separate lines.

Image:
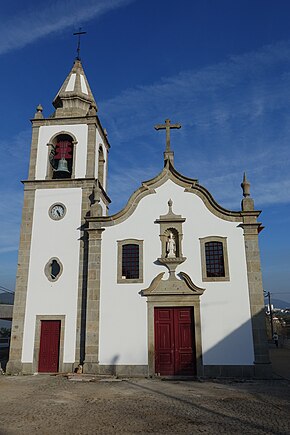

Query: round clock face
left=49, top=203, right=66, bottom=220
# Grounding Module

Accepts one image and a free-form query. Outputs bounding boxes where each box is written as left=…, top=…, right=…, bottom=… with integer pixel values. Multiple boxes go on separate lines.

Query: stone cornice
left=141, top=271, right=205, bottom=297
left=86, top=159, right=260, bottom=227
left=22, top=178, right=111, bottom=204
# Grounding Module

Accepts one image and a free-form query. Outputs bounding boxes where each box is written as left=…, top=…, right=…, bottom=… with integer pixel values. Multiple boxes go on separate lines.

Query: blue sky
left=0, top=0, right=290, bottom=304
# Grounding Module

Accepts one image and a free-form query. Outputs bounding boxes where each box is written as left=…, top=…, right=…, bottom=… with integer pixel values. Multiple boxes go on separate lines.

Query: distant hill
left=272, top=298, right=290, bottom=310
left=0, top=292, right=14, bottom=305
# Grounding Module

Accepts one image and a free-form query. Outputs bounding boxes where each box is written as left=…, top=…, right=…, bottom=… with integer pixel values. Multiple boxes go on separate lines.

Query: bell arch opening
left=98, top=145, right=105, bottom=187
left=47, top=133, right=76, bottom=179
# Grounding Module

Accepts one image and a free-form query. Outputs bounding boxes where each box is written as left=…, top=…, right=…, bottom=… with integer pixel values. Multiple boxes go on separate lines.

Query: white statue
left=166, top=232, right=176, bottom=258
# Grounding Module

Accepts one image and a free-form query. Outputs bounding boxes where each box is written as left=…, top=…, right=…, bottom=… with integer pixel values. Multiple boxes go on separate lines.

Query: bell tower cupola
left=27, top=57, right=110, bottom=214
left=53, top=59, right=97, bottom=118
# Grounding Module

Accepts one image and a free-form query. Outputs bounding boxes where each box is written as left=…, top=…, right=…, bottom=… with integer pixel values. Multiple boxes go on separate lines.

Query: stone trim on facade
left=44, top=257, right=63, bottom=282
left=199, top=236, right=230, bottom=282
left=32, top=315, right=67, bottom=374
left=146, top=296, right=203, bottom=377
left=31, top=115, right=110, bottom=151
left=83, top=228, right=104, bottom=374
left=28, top=124, right=41, bottom=180
left=87, top=160, right=259, bottom=229
left=117, top=239, right=144, bottom=284
left=141, top=272, right=205, bottom=377
left=6, top=190, right=36, bottom=375
left=240, top=221, right=272, bottom=377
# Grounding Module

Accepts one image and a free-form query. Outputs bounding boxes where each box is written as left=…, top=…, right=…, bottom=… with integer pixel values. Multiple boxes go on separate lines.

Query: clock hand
left=57, top=210, right=61, bottom=216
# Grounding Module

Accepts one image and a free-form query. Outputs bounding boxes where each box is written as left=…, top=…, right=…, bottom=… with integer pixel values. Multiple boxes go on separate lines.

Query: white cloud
left=100, top=41, right=290, bottom=211
left=0, top=0, right=135, bottom=55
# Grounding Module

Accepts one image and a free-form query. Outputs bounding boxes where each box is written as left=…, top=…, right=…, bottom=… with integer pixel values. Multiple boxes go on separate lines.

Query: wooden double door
left=38, top=320, right=61, bottom=373
left=154, top=307, right=196, bottom=376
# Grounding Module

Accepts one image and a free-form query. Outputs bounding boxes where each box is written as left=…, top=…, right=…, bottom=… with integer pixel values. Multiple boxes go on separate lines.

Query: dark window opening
left=50, top=260, right=61, bottom=280
left=122, top=244, right=139, bottom=279
left=205, top=241, right=225, bottom=277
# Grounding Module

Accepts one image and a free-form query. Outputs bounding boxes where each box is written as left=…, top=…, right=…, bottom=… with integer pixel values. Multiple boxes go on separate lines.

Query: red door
left=154, top=307, right=196, bottom=376
left=38, top=320, right=61, bottom=373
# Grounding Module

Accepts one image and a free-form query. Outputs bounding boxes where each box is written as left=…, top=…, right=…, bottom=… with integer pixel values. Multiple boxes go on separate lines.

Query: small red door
left=38, top=320, right=61, bottom=373
left=154, top=307, right=196, bottom=376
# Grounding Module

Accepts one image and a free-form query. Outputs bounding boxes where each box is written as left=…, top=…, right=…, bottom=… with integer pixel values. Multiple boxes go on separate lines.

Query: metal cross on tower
left=154, top=119, right=181, bottom=152
left=73, top=28, right=87, bottom=60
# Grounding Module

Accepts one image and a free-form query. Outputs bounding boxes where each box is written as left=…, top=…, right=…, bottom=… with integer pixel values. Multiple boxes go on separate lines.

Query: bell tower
left=7, top=58, right=110, bottom=374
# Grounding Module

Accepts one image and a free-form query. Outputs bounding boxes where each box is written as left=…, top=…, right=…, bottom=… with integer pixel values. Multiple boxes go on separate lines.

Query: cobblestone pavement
left=0, top=375, right=289, bottom=434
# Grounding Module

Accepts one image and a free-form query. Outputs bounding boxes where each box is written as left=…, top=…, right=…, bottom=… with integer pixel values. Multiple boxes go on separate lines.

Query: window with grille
left=205, top=241, right=225, bottom=277
left=117, top=239, right=143, bottom=283
left=199, top=236, right=230, bottom=282
left=122, top=244, right=139, bottom=279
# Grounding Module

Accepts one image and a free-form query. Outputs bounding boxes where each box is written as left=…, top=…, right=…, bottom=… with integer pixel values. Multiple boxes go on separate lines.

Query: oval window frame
left=44, top=257, right=63, bottom=282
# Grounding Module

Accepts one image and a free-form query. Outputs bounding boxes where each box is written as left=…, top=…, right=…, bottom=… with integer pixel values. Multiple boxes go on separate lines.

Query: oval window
left=45, top=258, right=63, bottom=282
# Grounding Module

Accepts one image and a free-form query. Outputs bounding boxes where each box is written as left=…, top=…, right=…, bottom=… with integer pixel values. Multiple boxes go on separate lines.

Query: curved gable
left=87, top=160, right=260, bottom=227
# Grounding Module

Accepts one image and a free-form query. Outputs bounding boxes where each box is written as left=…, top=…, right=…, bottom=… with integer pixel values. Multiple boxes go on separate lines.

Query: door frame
left=147, top=296, right=203, bottom=377
left=33, top=315, right=66, bottom=373
left=154, top=306, right=196, bottom=376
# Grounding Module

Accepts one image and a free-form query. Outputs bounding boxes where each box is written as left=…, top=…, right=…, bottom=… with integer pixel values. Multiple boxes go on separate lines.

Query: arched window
left=98, top=146, right=105, bottom=187
left=117, top=239, right=143, bottom=283
left=48, top=134, right=74, bottom=179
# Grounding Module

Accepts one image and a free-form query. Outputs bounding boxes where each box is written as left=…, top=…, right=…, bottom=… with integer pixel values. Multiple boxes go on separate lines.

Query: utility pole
left=265, top=291, right=274, bottom=338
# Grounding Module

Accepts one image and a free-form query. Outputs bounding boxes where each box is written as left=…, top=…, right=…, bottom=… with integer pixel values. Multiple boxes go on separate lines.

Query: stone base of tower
left=5, top=359, right=23, bottom=375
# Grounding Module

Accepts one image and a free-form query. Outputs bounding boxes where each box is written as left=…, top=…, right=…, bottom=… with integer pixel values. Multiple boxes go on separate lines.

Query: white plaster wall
left=99, top=198, right=107, bottom=216
left=22, top=188, right=82, bottom=363
left=35, top=124, right=88, bottom=179
left=99, top=180, right=254, bottom=366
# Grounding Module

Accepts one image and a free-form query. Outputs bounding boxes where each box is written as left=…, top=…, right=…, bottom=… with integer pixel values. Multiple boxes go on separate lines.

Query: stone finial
left=241, top=172, right=251, bottom=197
left=34, top=104, right=44, bottom=119
left=241, top=172, right=255, bottom=211
left=168, top=199, right=173, bottom=212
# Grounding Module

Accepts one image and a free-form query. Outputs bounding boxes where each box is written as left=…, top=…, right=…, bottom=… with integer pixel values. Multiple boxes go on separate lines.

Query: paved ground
left=0, top=373, right=290, bottom=434
left=0, top=346, right=289, bottom=434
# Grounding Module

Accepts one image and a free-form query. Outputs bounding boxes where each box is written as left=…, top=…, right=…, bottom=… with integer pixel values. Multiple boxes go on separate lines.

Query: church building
left=7, top=57, right=271, bottom=378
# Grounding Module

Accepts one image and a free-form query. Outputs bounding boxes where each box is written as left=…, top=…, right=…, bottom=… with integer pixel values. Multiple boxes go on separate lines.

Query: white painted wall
left=22, top=188, right=82, bottom=363
left=99, top=180, right=254, bottom=366
left=36, top=124, right=88, bottom=179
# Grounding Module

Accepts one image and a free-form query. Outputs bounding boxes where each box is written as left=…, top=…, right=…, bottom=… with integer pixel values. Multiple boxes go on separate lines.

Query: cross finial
left=154, top=119, right=181, bottom=152
left=73, top=28, right=87, bottom=60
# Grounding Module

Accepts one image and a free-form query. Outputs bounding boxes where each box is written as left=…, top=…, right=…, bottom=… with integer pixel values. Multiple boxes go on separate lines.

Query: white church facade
left=7, top=58, right=271, bottom=378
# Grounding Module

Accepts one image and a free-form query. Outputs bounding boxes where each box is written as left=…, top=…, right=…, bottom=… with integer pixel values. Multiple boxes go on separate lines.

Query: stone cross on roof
left=154, top=119, right=181, bottom=152
left=73, top=28, right=87, bottom=61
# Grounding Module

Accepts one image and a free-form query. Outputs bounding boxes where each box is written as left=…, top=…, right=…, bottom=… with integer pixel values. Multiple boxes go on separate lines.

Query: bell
left=55, top=158, right=70, bottom=174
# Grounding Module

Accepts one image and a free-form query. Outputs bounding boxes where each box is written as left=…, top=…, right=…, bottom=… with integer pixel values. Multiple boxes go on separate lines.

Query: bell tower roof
left=53, top=59, right=97, bottom=117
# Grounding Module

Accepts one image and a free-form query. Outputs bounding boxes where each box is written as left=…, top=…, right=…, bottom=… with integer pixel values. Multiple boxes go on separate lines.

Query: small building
left=7, top=58, right=271, bottom=378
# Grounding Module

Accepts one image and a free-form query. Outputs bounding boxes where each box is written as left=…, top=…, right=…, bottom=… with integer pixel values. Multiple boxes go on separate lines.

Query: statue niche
left=155, top=200, right=186, bottom=276
left=165, top=228, right=179, bottom=258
